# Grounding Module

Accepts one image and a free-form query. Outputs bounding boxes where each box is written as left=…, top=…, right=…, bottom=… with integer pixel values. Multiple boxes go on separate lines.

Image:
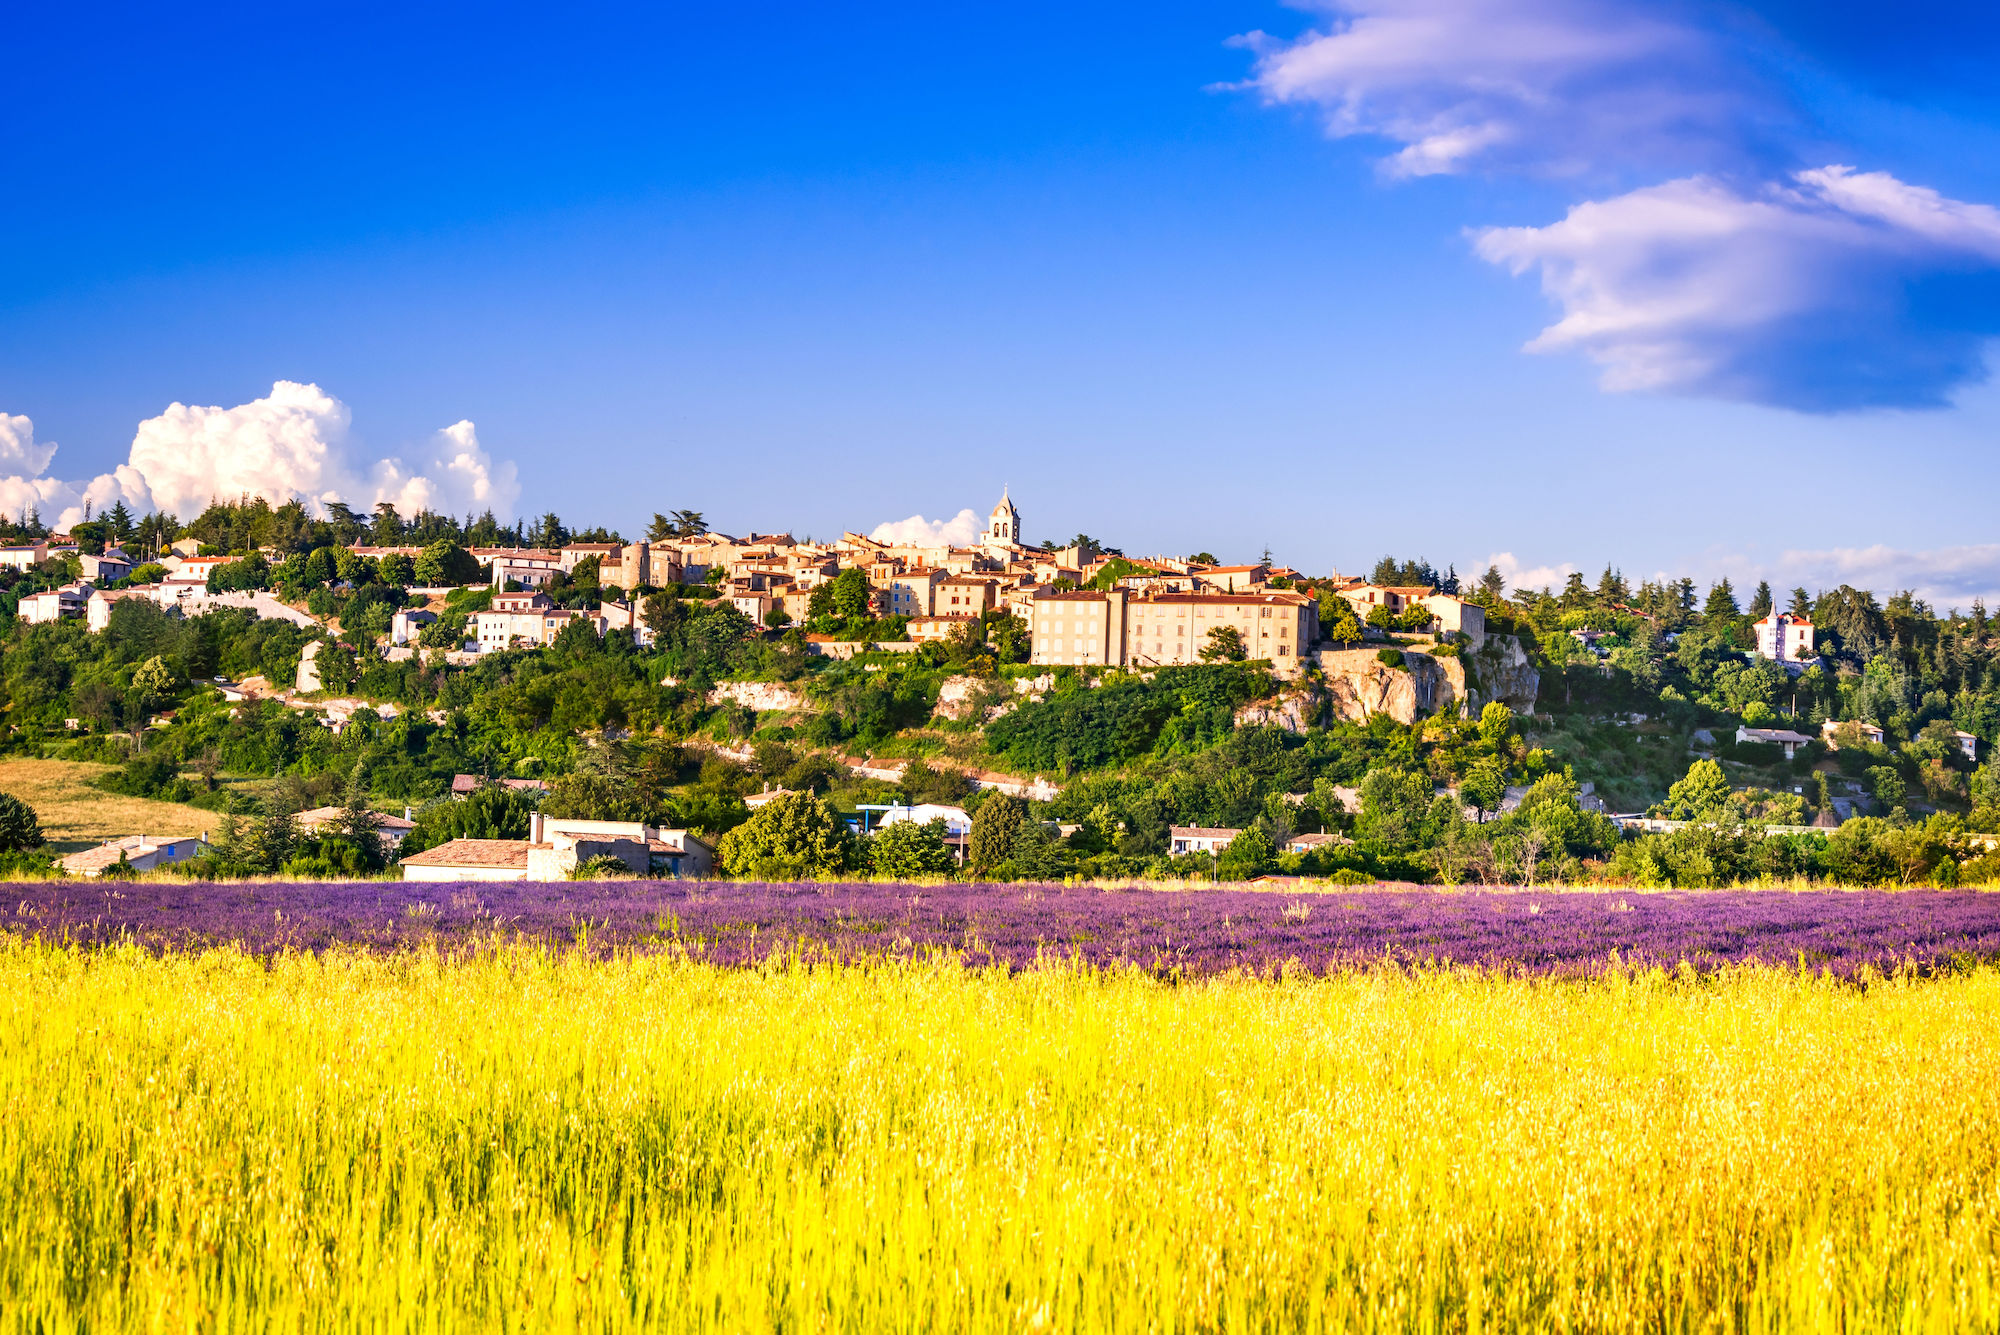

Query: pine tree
left=1747, top=580, right=1773, bottom=620
left=1789, top=586, right=1814, bottom=619
left=1702, top=579, right=1739, bottom=623
left=968, top=794, right=1024, bottom=873
left=340, top=765, right=382, bottom=871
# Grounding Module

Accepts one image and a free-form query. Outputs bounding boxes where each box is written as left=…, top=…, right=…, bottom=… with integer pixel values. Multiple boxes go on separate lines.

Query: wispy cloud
left=1238, top=0, right=1777, bottom=179
left=1474, top=167, right=2000, bottom=409
left=1236, top=0, right=2000, bottom=410
left=1765, top=543, right=2000, bottom=610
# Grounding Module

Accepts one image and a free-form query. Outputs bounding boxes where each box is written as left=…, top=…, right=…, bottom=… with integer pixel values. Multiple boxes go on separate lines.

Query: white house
left=471, top=592, right=606, bottom=652
left=391, top=607, right=437, bottom=646
left=1736, top=725, right=1813, bottom=760
left=876, top=803, right=973, bottom=836
left=1752, top=611, right=1816, bottom=666
left=0, top=543, right=47, bottom=571
left=79, top=549, right=134, bottom=583
left=1168, top=826, right=1240, bottom=856
left=17, top=582, right=93, bottom=625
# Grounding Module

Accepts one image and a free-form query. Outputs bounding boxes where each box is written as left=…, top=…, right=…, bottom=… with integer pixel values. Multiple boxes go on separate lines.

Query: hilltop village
left=0, top=489, right=1993, bottom=887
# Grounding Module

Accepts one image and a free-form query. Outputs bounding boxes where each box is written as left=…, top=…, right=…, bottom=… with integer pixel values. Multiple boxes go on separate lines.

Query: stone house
left=1168, top=826, right=1240, bottom=856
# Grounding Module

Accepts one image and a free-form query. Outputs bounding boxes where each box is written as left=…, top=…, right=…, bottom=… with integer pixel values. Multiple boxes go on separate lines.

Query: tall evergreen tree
left=1747, top=580, right=1773, bottom=620
left=1702, top=579, right=1739, bottom=623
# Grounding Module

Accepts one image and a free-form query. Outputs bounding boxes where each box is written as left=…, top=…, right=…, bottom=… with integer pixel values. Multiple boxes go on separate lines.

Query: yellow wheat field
left=2, top=942, right=1997, bottom=1332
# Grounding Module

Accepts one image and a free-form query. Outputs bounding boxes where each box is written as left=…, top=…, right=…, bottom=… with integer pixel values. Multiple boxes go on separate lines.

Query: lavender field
left=9, top=878, right=2000, bottom=975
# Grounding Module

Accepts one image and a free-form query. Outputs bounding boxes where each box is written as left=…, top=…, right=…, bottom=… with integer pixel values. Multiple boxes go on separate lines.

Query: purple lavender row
left=9, top=880, right=2000, bottom=976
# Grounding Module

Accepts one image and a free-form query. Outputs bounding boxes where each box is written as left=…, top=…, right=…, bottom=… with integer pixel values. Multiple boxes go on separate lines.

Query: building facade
left=1752, top=611, right=1816, bottom=665
left=1027, top=588, right=1318, bottom=675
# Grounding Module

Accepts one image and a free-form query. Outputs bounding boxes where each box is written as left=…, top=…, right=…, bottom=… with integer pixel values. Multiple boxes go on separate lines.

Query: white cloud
left=1476, top=550, right=1577, bottom=597
left=1763, top=544, right=2000, bottom=611
left=1473, top=167, right=2000, bottom=408
left=869, top=508, right=982, bottom=547
left=368, top=421, right=520, bottom=520
left=1238, top=0, right=1766, bottom=178
left=0, top=414, right=57, bottom=477
left=128, top=380, right=353, bottom=518
left=0, top=381, right=522, bottom=529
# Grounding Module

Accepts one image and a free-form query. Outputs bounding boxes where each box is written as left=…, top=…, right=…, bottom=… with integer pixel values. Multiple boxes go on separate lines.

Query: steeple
left=987, top=486, right=1020, bottom=546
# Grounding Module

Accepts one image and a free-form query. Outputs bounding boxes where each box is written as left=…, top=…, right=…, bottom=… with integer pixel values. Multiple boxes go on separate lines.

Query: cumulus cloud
left=1475, top=550, right=1578, bottom=597
left=0, top=381, right=521, bottom=529
left=869, top=509, right=983, bottom=547
left=1238, top=0, right=1771, bottom=178
left=1473, top=167, right=2000, bottom=408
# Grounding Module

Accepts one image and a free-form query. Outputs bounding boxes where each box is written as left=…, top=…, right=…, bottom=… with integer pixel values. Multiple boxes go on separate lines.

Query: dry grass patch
left=0, top=757, right=220, bottom=851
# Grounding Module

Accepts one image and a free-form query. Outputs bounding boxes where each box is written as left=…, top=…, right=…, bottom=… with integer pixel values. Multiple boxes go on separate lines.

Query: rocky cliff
left=1299, top=635, right=1539, bottom=726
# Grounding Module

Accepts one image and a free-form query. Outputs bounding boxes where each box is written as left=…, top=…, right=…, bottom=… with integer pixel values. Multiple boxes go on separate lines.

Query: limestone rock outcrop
left=1308, top=634, right=1539, bottom=725
left=707, top=680, right=809, bottom=713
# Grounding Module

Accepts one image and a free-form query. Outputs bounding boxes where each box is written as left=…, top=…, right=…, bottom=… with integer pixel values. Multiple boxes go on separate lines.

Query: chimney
left=530, top=812, right=545, bottom=844
left=404, top=805, right=412, bottom=821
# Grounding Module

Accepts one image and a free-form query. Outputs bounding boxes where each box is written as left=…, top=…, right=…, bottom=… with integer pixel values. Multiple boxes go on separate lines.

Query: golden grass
left=5, top=944, right=1998, bottom=1331
left=0, top=756, right=223, bottom=851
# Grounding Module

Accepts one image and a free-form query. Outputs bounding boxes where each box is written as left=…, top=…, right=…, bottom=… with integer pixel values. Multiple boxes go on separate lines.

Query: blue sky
left=4, top=1, right=2000, bottom=602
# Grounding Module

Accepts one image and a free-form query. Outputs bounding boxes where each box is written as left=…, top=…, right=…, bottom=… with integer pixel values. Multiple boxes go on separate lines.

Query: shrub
left=1376, top=648, right=1406, bottom=670
left=566, top=854, right=634, bottom=880
left=0, top=794, right=43, bottom=852
left=868, top=818, right=956, bottom=877
left=715, top=791, right=856, bottom=879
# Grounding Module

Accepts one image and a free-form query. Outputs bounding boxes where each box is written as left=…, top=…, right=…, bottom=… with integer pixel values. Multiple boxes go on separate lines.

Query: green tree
left=541, top=772, right=651, bottom=823
left=255, top=804, right=298, bottom=872
left=1200, top=625, right=1247, bottom=662
left=405, top=786, right=536, bottom=852
left=1747, top=580, right=1773, bottom=620
left=413, top=540, right=481, bottom=587
left=1002, top=820, right=1070, bottom=881
left=1460, top=762, right=1507, bottom=823
left=1662, top=758, right=1731, bottom=820
left=869, top=818, right=955, bottom=876
left=369, top=502, right=403, bottom=544
left=714, top=791, right=855, bottom=879
left=1866, top=765, right=1907, bottom=810
left=338, top=766, right=383, bottom=871
left=1477, top=701, right=1514, bottom=748
left=1318, top=592, right=1364, bottom=643
left=829, top=567, right=872, bottom=622
left=132, top=655, right=176, bottom=704
left=377, top=553, right=416, bottom=587
left=968, top=793, right=1025, bottom=873
left=1703, top=578, right=1740, bottom=624
left=0, top=794, right=44, bottom=851
left=1355, top=769, right=1435, bottom=851
left=1215, top=826, right=1275, bottom=880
